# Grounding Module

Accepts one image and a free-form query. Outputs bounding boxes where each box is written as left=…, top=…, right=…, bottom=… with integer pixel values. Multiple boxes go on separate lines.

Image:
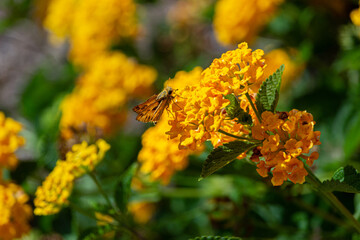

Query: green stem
left=218, top=129, right=261, bottom=143
left=305, top=165, right=360, bottom=233
left=245, top=92, right=261, bottom=123
left=88, top=172, right=131, bottom=226
left=88, top=171, right=117, bottom=212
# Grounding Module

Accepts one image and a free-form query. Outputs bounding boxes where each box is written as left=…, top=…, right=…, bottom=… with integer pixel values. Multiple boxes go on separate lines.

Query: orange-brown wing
left=135, top=100, right=162, bottom=123
left=150, top=97, right=172, bottom=123
left=132, top=95, right=157, bottom=114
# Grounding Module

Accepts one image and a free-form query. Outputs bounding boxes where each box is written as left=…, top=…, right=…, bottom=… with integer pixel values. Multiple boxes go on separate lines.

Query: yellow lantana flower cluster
left=167, top=43, right=266, bottom=150
left=251, top=110, right=321, bottom=186
left=43, top=0, right=157, bottom=140
left=138, top=115, right=190, bottom=184
left=43, top=0, right=138, bottom=66
left=138, top=67, right=203, bottom=184
left=34, top=139, right=110, bottom=215
left=213, top=0, right=284, bottom=45
left=263, top=49, right=304, bottom=91
left=60, top=52, right=157, bottom=139
left=0, top=182, right=32, bottom=240
left=0, top=112, right=25, bottom=169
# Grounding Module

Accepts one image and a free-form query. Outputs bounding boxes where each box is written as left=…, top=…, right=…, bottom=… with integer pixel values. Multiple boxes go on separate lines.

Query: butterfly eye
left=168, top=89, right=173, bottom=95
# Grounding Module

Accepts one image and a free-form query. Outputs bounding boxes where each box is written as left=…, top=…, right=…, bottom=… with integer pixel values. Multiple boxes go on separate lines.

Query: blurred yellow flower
left=43, top=0, right=138, bottom=66
left=138, top=67, right=203, bottom=184
left=0, top=182, right=32, bottom=240
left=128, top=201, right=156, bottom=224
left=213, top=0, right=284, bottom=45
left=60, top=52, right=157, bottom=139
left=34, top=139, right=110, bottom=215
left=65, top=139, right=110, bottom=178
left=251, top=110, right=321, bottom=186
left=138, top=115, right=191, bottom=184
left=263, top=49, right=304, bottom=90
left=43, top=0, right=76, bottom=41
left=33, top=161, right=75, bottom=215
left=167, top=66, right=203, bottom=90
left=95, top=212, right=115, bottom=225
left=0, top=112, right=25, bottom=169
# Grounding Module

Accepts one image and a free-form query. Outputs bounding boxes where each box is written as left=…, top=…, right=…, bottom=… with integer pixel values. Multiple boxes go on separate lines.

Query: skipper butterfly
left=133, top=86, right=174, bottom=123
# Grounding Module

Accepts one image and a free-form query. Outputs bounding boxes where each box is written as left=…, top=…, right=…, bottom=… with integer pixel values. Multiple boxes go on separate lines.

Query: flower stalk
left=218, top=129, right=261, bottom=143
left=245, top=92, right=261, bottom=123
left=88, top=171, right=130, bottom=225
left=88, top=171, right=117, bottom=212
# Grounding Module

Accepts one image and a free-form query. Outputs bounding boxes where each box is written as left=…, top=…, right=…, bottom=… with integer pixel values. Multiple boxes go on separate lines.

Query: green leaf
left=320, top=166, right=360, bottom=193
left=114, top=163, right=138, bottom=213
left=255, top=65, right=284, bottom=114
left=224, top=94, right=252, bottom=125
left=189, top=236, right=242, bottom=240
left=200, top=141, right=258, bottom=179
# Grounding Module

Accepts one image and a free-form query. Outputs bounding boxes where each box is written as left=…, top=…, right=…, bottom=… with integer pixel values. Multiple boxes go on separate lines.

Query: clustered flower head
left=138, top=67, right=203, bottom=184
left=167, top=43, right=266, bottom=150
left=0, top=112, right=25, bottom=169
left=43, top=0, right=157, bottom=143
left=34, top=139, right=110, bottom=215
left=43, top=0, right=138, bottom=66
left=213, top=0, right=284, bottom=45
left=138, top=115, right=191, bottom=184
left=60, top=52, right=157, bottom=139
left=251, top=110, right=321, bottom=186
left=0, top=182, right=32, bottom=240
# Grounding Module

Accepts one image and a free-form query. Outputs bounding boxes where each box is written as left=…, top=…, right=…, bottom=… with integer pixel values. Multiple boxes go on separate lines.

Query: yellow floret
left=34, top=139, right=110, bottom=215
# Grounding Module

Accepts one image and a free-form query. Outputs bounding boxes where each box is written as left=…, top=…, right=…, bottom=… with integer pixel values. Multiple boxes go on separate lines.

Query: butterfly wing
left=133, top=87, right=174, bottom=123
left=150, top=97, right=172, bottom=122
left=135, top=100, right=162, bottom=123
left=133, top=95, right=157, bottom=114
